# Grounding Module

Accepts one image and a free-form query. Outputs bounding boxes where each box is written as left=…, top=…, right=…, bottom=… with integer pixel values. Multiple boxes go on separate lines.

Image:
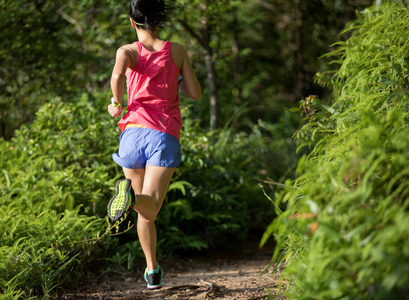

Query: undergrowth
left=0, top=94, right=127, bottom=298
left=264, top=1, right=409, bottom=299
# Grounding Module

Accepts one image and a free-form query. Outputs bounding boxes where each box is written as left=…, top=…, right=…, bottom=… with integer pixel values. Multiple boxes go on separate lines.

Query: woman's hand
left=108, top=104, right=122, bottom=117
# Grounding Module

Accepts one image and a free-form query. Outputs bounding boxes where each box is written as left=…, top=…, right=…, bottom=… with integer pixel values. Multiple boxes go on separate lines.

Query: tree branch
left=57, top=7, right=83, bottom=36
left=177, top=18, right=207, bottom=49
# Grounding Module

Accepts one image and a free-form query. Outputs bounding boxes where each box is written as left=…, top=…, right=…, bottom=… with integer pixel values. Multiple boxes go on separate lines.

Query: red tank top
left=118, top=41, right=182, bottom=139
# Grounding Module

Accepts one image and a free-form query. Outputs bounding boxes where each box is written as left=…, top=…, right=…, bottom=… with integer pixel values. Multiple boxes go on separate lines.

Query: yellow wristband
left=111, top=97, right=122, bottom=108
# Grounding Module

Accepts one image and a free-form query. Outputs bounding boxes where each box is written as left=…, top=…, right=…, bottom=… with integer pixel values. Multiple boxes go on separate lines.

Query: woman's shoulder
left=118, top=42, right=139, bottom=53
left=169, top=42, right=186, bottom=53
left=169, top=42, right=186, bottom=69
left=115, top=43, right=139, bottom=70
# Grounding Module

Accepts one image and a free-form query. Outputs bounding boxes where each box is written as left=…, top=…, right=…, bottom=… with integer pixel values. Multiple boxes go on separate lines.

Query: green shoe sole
left=107, top=179, right=134, bottom=221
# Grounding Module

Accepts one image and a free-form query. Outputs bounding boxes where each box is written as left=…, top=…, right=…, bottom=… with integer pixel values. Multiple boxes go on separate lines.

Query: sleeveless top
left=118, top=41, right=182, bottom=140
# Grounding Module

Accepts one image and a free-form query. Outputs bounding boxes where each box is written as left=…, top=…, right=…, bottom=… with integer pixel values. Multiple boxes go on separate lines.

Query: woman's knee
left=137, top=210, right=157, bottom=223
left=133, top=194, right=158, bottom=222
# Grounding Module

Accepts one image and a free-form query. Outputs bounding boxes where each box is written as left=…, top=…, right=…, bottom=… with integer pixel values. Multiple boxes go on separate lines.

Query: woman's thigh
left=142, top=165, right=175, bottom=214
left=122, top=167, right=145, bottom=194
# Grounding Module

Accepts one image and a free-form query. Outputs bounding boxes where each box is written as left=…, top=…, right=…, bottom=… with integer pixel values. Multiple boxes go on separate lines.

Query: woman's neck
left=136, top=29, right=163, bottom=51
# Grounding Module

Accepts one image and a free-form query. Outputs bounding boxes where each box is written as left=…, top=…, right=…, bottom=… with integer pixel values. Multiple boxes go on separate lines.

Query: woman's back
left=119, top=40, right=182, bottom=139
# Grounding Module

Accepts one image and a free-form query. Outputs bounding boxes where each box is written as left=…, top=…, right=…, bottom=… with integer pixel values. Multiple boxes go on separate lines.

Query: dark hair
left=129, top=0, right=169, bottom=32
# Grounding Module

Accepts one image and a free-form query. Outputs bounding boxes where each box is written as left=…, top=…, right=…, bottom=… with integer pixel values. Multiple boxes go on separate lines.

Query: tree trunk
left=232, top=6, right=242, bottom=105
left=177, top=7, right=219, bottom=138
left=295, top=0, right=305, bottom=99
left=203, top=47, right=218, bottom=133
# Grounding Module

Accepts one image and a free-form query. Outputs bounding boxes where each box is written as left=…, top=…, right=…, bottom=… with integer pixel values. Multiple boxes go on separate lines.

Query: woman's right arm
left=178, top=46, right=201, bottom=101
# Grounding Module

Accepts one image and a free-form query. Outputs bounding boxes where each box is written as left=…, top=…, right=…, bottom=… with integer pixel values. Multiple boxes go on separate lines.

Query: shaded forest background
left=4, top=0, right=409, bottom=299
left=0, top=0, right=371, bottom=139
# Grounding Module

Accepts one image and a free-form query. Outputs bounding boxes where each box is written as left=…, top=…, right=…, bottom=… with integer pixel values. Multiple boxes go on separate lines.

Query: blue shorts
left=112, top=127, right=181, bottom=169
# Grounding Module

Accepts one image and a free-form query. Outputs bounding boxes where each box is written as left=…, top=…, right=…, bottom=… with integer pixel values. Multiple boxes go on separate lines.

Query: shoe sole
left=147, top=283, right=164, bottom=290
left=107, top=179, right=133, bottom=221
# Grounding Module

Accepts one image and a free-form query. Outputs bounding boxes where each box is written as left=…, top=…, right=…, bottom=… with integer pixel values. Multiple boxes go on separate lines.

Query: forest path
left=58, top=242, right=285, bottom=300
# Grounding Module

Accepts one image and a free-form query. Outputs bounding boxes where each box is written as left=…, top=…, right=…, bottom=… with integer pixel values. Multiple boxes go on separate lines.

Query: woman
left=106, top=0, right=201, bottom=290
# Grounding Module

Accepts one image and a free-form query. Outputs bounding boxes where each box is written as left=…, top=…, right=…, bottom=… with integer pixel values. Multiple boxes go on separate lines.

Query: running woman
left=106, top=0, right=201, bottom=290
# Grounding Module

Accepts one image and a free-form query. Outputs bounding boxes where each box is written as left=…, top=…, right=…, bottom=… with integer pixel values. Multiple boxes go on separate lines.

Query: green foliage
left=0, top=94, right=120, bottom=298
left=266, top=1, right=409, bottom=299
left=1, top=0, right=372, bottom=140
left=4, top=93, right=120, bottom=215
left=0, top=0, right=132, bottom=139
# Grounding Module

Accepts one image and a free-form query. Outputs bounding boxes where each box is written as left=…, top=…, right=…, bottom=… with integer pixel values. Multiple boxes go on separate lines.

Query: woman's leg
left=122, top=167, right=155, bottom=269
left=123, top=167, right=145, bottom=194
left=123, top=165, right=175, bottom=271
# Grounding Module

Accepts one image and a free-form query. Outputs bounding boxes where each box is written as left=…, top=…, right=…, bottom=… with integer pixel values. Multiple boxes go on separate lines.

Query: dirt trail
left=59, top=246, right=285, bottom=300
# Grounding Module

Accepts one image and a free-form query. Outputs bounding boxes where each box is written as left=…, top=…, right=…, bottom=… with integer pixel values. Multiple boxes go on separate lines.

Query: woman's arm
left=108, top=47, right=131, bottom=117
left=178, top=46, right=201, bottom=101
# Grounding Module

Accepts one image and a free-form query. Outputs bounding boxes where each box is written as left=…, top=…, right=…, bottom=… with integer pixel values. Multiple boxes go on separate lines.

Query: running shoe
left=107, top=179, right=135, bottom=221
left=144, top=264, right=164, bottom=290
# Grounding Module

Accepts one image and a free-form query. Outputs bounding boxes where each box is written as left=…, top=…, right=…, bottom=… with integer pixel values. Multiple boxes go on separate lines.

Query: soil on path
left=59, top=245, right=285, bottom=300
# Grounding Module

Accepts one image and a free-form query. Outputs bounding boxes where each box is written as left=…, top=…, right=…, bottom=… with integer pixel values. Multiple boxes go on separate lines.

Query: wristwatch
left=111, top=97, right=122, bottom=108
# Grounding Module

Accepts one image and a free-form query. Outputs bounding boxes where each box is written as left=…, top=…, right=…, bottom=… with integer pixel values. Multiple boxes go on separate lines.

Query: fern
left=267, top=2, right=409, bottom=299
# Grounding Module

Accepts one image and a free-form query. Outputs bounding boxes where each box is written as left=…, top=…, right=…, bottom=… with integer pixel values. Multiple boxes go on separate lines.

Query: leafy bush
left=0, top=94, right=119, bottom=298
left=3, top=94, right=121, bottom=214
left=264, top=2, right=409, bottom=299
